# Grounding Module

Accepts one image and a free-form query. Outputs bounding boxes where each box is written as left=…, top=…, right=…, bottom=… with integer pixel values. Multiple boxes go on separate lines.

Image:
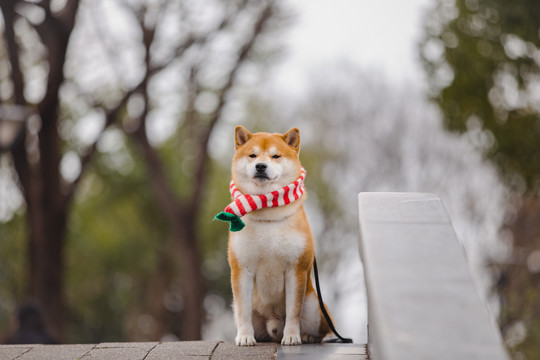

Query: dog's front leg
left=232, top=267, right=256, bottom=346
left=282, top=268, right=306, bottom=345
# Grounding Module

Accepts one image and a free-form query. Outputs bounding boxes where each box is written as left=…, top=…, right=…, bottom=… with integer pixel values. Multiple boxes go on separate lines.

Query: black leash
left=313, top=257, right=353, bottom=343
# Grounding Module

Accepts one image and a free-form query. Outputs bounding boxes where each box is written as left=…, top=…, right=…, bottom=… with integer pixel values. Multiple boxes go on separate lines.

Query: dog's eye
left=249, top=154, right=257, bottom=158
left=272, top=155, right=281, bottom=159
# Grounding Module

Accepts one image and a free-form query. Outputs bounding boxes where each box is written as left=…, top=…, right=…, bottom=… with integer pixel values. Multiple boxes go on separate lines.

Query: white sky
left=271, top=0, right=432, bottom=94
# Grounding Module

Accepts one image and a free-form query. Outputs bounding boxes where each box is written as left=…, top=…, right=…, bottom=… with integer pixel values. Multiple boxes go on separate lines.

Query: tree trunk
left=2, top=0, right=80, bottom=341
left=132, top=122, right=206, bottom=340
left=19, top=97, right=66, bottom=341
left=173, top=215, right=205, bottom=340
left=27, top=199, right=67, bottom=340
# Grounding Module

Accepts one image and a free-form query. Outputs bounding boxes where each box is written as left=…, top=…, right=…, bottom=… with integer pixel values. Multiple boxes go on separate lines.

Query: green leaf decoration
left=213, top=212, right=245, bottom=232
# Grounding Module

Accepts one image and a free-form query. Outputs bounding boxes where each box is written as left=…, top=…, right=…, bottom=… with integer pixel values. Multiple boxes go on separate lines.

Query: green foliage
left=421, top=0, right=540, bottom=191
left=64, top=151, right=159, bottom=341
left=423, top=1, right=540, bottom=357
left=0, top=127, right=232, bottom=343
left=198, top=160, right=235, bottom=299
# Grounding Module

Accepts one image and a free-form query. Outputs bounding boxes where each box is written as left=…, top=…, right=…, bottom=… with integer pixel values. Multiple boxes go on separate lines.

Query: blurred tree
left=110, top=0, right=279, bottom=341
left=58, top=138, right=232, bottom=342
left=421, top=0, right=540, bottom=357
left=0, top=0, right=81, bottom=340
left=0, top=0, right=281, bottom=341
left=421, top=0, right=540, bottom=190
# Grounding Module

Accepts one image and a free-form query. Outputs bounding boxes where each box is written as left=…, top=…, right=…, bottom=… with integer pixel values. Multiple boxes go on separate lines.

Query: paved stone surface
left=0, top=344, right=34, bottom=359
left=145, top=341, right=219, bottom=359
left=357, top=192, right=449, bottom=224
left=277, top=343, right=368, bottom=360
left=212, top=342, right=278, bottom=360
left=94, top=342, right=158, bottom=350
left=13, top=344, right=94, bottom=360
left=358, top=192, right=509, bottom=360
left=0, top=341, right=363, bottom=359
left=82, top=342, right=158, bottom=360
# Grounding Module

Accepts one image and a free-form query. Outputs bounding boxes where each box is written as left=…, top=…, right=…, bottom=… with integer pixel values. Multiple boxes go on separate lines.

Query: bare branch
left=148, top=0, right=249, bottom=76
left=64, top=0, right=159, bottom=203
left=213, top=0, right=276, bottom=124
left=88, top=0, right=124, bottom=88
left=55, top=0, right=80, bottom=33
left=40, top=0, right=52, bottom=10
left=63, top=82, right=144, bottom=205
left=183, top=65, right=200, bottom=132
left=67, top=0, right=276, bottom=214
left=1, top=1, right=31, bottom=202
left=128, top=2, right=186, bottom=225
left=189, top=0, right=277, bottom=212
left=34, top=1, right=80, bottom=118
left=133, top=108, right=185, bottom=226
left=0, top=0, right=26, bottom=104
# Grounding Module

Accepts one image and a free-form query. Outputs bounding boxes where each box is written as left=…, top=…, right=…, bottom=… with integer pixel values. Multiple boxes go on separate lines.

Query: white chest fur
left=230, top=217, right=307, bottom=306
left=231, top=219, right=306, bottom=270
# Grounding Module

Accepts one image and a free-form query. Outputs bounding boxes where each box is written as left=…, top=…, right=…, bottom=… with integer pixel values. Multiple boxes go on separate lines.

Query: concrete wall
left=357, top=192, right=509, bottom=360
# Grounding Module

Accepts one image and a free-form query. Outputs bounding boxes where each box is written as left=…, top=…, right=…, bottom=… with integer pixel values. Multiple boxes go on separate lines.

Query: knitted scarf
left=214, top=168, right=306, bottom=232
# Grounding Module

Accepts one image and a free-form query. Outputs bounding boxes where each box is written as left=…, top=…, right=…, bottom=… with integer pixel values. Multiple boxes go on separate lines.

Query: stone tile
left=145, top=341, right=221, bottom=360
left=358, top=192, right=449, bottom=224
left=17, top=344, right=95, bottom=360
left=359, top=223, right=471, bottom=282
left=0, top=342, right=369, bottom=360
left=277, top=354, right=366, bottom=360
left=212, top=342, right=278, bottom=360
left=81, top=346, right=153, bottom=360
left=277, top=344, right=368, bottom=360
left=279, top=343, right=367, bottom=355
left=0, top=345, right=34, bottom=360
left=95, top=342, right=158, bottom=350
left=76, top=342, right=159, bottom=360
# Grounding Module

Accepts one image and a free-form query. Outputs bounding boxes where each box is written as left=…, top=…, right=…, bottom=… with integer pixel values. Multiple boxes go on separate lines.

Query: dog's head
left=232, top=126, right=302, bottom=194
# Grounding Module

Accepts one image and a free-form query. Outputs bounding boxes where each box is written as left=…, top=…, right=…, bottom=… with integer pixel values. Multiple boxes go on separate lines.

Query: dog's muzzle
left=254, top=163, right=269, bottom=180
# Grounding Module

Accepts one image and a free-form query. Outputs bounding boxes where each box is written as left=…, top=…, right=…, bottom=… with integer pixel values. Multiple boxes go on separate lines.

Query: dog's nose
left=255, top=163, right=267, bottom=172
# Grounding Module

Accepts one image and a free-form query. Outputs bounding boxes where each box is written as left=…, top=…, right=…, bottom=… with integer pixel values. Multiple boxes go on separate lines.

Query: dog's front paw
left=236, top=334, right=256, bottom=346
left=281, top=333, right=302, bottom=345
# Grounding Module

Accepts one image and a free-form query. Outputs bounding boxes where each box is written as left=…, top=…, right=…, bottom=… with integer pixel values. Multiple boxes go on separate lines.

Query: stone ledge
left=0, top=341, right=367, bottom=360
left=358, top=192, right=509, bottom=360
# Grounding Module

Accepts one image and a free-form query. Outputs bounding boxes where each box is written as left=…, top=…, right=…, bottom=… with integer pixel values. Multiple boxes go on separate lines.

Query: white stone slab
left=358, top=192, right=449, bottom=224
left=358, top=192, right=509, bottom=360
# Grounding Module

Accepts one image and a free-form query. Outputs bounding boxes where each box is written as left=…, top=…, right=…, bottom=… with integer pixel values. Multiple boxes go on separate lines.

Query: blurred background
left=0, top=0, right=538, bottom=358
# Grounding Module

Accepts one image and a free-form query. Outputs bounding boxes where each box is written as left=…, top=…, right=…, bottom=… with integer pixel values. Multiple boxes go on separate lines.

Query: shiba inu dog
left=219, top=126, right=332, bottom=346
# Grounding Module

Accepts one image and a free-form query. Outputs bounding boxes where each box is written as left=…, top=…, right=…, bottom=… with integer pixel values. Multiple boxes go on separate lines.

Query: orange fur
left=226, top=126, right=332, bottom=346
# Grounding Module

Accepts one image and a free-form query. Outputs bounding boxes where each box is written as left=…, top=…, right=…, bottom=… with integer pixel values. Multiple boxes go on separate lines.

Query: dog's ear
left=235, top=125, right=252, bottom=149
left=283, top=128, right=300, bottom=152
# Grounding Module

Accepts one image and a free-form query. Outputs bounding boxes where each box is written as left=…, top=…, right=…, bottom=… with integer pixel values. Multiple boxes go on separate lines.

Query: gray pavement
left=0, top=341, right=368, bottom=360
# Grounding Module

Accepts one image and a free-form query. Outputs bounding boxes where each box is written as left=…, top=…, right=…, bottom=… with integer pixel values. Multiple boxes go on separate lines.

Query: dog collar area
left=248, top=214, right=293, bottom=224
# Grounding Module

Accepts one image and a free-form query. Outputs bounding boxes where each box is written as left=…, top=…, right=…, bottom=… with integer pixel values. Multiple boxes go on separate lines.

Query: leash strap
left=313, top=257, right=353, bottom=343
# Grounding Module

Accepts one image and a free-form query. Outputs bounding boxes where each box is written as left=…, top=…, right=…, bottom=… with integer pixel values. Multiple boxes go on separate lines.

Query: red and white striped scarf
left=214, top=168, right=306, bottom=232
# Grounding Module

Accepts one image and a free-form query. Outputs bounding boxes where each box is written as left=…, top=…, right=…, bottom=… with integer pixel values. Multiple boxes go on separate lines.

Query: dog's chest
left=231, top=223, right=307, bottom=271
